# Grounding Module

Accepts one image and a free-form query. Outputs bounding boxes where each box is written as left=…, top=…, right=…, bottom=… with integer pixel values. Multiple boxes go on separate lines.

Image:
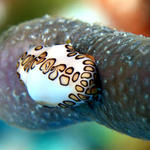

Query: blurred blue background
left=0, top=0, right=150, bottom=149
left=1, top=120, right=149, bottom=150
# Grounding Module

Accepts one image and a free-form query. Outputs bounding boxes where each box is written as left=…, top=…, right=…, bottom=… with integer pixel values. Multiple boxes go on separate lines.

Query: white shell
left=16, top=44, right=98, bottom=108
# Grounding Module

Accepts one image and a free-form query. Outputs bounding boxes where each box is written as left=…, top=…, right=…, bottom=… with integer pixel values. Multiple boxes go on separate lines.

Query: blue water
left=0, top=120, right=110, bottom=150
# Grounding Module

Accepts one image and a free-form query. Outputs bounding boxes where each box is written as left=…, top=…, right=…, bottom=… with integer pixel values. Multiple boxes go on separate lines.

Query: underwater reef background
left=1, top=0, right=150, bottom=150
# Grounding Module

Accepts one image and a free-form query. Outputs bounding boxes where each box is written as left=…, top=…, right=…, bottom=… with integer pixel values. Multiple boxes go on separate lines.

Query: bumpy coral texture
left=0, top=15, right=150, bottom=140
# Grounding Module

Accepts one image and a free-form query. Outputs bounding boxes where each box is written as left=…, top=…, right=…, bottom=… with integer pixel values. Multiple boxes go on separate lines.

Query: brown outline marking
left=81, top=72, right=92, bottom=79
left=38, top=51, right=47, bottom=58
left=54, top=64, right=66, bottom=72
left=36, top=51, right=48, bottom=65
left=40, top=58, right=56, bottom=74
left=36, top=58, right=46, bottom=65
left=84, top=66, right=95, bottom=72
left=69, top=93, right=80, bottom=101
left=63, top=100, right=76, bottom=106
left=30, top=59, right=37, bottom=69
left=59, top=74, right=70, bottom=86
left=23, top=55, right=36, bottom=72
left=83, top=60, right=95, bottom=66
left=21, top=55, right=32, bottom=66
left=35, top=46, right=43, bottom=51
left=49, top=70, right=58, bottom=81
left=67, top=52, right=77, bottom=57
left=58, top=103, right=67, bottom=108
left=20, top=52, right=28, bottom=60
left=75, top=54, right=85, bottom=60
left=77, top=93, right=89, bottom=100
left=65, top=44, right=74, bottom=52
left=75, top=85, right=84, bottom=92
left=65, top=67, right=74, bottom=75
left=72, top=72, right=80, bottom=82
left=80, top=80, right=88, bottom=87
left=85, top=88, right=91, bottom=95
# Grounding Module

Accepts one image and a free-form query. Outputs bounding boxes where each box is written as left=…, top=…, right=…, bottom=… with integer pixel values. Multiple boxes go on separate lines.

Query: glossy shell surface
left=17, top=44, right=98, bottom=108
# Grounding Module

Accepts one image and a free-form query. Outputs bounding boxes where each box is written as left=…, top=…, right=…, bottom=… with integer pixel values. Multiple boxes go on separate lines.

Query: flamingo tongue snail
left=0, top=16, right=150, bottom=140
left=16, top=44, right=100, bottom=108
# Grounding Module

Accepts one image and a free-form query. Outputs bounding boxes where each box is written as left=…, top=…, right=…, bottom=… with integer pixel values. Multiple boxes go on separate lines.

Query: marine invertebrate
left=0, top=15, right=150, bottom=140
left=16, top=44, right=99, bottom=108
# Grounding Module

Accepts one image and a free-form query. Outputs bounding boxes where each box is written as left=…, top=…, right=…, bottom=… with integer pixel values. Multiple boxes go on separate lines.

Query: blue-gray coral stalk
left=0, top=15, right=150, bottom=140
